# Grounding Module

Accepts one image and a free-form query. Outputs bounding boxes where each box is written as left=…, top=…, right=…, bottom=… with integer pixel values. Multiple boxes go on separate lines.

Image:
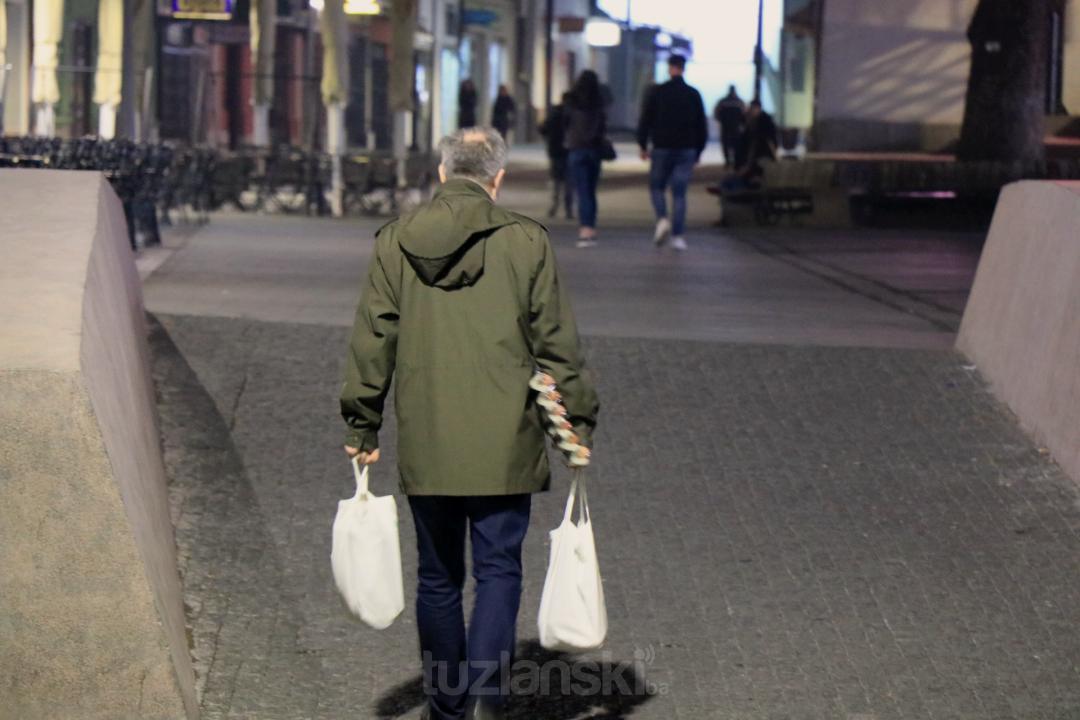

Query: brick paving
left=151, top=308, right=1080, bottom=719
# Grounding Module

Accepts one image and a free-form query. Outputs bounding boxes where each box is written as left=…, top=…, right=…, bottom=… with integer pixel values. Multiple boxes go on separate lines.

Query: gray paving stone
left=150, top=312, right=1080, bottom=719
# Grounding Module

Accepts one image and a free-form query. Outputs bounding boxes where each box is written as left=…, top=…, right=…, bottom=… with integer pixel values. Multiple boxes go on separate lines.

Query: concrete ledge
left=813, top=118, right=961, bottom=153
left=0, top=170, right=197, bottom=719
left=957, top=181, right=1080, bottom=483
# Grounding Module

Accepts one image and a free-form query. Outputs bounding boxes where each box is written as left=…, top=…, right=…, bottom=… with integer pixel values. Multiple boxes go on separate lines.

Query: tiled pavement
left=151, top=307, right=1080, bottom=719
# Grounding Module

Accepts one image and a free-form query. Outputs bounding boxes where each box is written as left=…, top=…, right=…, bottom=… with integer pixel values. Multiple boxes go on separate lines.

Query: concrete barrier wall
left=958, top=181, right=1080, bottom=483
left=0, top=170, right=197, bottom=719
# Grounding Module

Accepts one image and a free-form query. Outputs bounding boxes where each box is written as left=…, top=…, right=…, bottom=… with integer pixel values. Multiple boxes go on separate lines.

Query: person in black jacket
left=713, top=85, right=746, bottom=166
left=721, top=99, right=778, bottom=193
left=637, top=54, right=708, bottom=251
left=458, top=79, right=478, bottom=129
left=491, top=85, right=517, bottom=140
left=538, top=93, right=574, bottom=219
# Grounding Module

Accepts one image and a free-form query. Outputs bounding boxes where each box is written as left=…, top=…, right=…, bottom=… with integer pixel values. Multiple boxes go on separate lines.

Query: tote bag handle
left=561, top=469, right=590, bottom=526
left=351, top=456, right=370, bottom=499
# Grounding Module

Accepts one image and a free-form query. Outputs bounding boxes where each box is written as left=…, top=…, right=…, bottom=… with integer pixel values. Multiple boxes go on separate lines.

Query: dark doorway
left=371, top=42, right=391, bottom=150
left=346, top=35, right=368, bottom=148
left=69, top=22, right=94, bottom=137
left=224, top=44, right=245, bottom=148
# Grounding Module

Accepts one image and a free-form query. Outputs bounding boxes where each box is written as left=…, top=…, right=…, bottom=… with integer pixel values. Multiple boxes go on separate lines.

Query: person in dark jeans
left=637, top=53, right=708, bottom=251
left=341, top=128, right=598, bottom=720
left=713, top=85, right=746, bottom=166
left=491, top=85, right=517, bottom=141
left=564, top=70, right=607, bottom=247
left=538, top=93, right=574, bottom=219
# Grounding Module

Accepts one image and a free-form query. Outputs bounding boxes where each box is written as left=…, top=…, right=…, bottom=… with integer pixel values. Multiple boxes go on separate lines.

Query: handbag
left=537, top=472, right=608, bottom=651
left=330, top=457, right=405, bottom=629
left=598, top=138, right=618, bottom=162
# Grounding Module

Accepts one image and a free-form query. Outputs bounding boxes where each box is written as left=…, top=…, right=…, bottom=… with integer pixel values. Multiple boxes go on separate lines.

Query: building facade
left=779, top=0, right=1080, bottom=153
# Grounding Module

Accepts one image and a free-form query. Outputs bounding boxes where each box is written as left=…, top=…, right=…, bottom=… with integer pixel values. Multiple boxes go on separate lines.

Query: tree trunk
left=956, top=0, right=1051, bottom=164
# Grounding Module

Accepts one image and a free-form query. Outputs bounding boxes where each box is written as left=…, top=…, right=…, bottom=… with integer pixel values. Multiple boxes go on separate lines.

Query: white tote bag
left=330, top=457, right=405, bottom=629
left=537, top=473, right=608, bottom=651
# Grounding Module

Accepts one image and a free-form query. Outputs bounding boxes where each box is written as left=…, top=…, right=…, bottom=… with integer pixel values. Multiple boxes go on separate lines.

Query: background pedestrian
left=564, top=70, right=608, bottom=248
left=637, top=53, right=708, bottom=251
left=538, top=93, right=574, bottom=220
left=713, top=85, right=746, bottom=166
left=458, top=80, right=478, bottom=129
left=491, top=85, right=517, bottom=141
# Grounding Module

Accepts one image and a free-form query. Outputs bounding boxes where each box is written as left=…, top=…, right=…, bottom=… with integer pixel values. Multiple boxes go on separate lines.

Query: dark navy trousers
left=408, top=494, right=532, bottom=720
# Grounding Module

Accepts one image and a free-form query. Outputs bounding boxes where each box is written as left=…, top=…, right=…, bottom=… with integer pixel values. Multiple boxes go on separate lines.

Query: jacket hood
left=390, top=179, right=513, bottom=289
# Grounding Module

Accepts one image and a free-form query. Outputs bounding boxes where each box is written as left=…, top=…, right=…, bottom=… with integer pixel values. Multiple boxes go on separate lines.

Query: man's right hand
left=569, top=445, right=591, bottom=468
left=345, top=446, right=381, bottom=465
left=639, top=149, right=649, bottom=161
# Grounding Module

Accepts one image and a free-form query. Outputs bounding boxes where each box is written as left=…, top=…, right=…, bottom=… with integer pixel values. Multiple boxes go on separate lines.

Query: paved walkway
left=144, top=175, right=1080, bottom=719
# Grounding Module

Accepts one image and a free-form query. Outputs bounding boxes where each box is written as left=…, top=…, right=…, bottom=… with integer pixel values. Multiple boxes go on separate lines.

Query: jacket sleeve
left=340, top=232, right=400, bottom=452
left=694, top=90, right=709, bottom=157
left=636, top=86, right=655, bottom=151
left=529, top=232, right=599, bottom=447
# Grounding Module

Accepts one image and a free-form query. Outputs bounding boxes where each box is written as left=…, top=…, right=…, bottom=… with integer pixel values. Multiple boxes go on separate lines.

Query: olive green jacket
left=340, top=178, right=599, bottom=495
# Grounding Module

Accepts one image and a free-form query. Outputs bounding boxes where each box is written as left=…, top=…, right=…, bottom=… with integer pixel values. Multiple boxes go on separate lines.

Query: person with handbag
left=637, top=53, right=709, bottom=251
left=564, top=70, right=609, bottom=248
left=340, top=127, right=599, bottom=720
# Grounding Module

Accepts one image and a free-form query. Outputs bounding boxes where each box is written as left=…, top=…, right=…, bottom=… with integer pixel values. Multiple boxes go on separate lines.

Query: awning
left=250, top=0, right=275, bottom=106
left=32, top=0, right=64, bottom=104
left=93, top=0, right=123, bottom=107
left=320, top=0, right=350, bottom=106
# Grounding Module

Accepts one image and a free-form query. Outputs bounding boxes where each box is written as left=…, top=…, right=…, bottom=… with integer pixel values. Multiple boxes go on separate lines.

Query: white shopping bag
left=330, top=457, right=405, bottom=629
left=537, top=472, right=608, bottom=651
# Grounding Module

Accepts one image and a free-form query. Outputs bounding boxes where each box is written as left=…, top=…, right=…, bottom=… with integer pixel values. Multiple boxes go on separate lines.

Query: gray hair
left=438, top=127, right=507, bottom=185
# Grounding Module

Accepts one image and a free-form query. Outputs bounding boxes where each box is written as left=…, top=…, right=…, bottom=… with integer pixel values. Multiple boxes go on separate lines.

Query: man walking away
left=714, top=85, right=746, bottom=166
left=341, top=127, right=598, bottom=720
left=637, top=53, right=708, bottom=251
left=491, top=85, right=517, bottom=141
left=538, top=93, right=574, bottom=219
left=458, top=79, right=478, bottom=129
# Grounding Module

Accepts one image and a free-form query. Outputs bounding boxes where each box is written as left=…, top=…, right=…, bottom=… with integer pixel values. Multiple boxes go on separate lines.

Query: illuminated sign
left=344, top=0, right=380, bottom=14
left=585, top=18, right=621, bottom=47
left=171, top=0, right=232, bottom=19
left=308, top=0, right=380, bottom=13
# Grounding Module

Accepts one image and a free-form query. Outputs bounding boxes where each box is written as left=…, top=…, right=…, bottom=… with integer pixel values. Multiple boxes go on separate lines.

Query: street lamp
left=585, top=18, right=621, bottom=47
left=753, top=0, right=764, bottom=101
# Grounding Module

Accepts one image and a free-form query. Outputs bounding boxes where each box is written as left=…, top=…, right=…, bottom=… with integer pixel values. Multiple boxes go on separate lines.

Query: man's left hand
left=345, top=446, right=381, bottom=464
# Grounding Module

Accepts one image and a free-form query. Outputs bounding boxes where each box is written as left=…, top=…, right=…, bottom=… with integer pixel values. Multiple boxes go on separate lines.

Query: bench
left=709, top=159, right=839, bottom=226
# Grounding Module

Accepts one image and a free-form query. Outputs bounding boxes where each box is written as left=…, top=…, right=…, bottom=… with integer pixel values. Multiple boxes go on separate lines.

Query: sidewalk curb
left=136, top=223, right=206, bottom=282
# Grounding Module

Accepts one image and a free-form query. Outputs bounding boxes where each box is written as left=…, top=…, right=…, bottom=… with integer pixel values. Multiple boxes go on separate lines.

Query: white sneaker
left=576, top=238, right=598, bottom=248
left=670, top=236, right=688, bottom=251
left=653, top=217, right=672, bottom=246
